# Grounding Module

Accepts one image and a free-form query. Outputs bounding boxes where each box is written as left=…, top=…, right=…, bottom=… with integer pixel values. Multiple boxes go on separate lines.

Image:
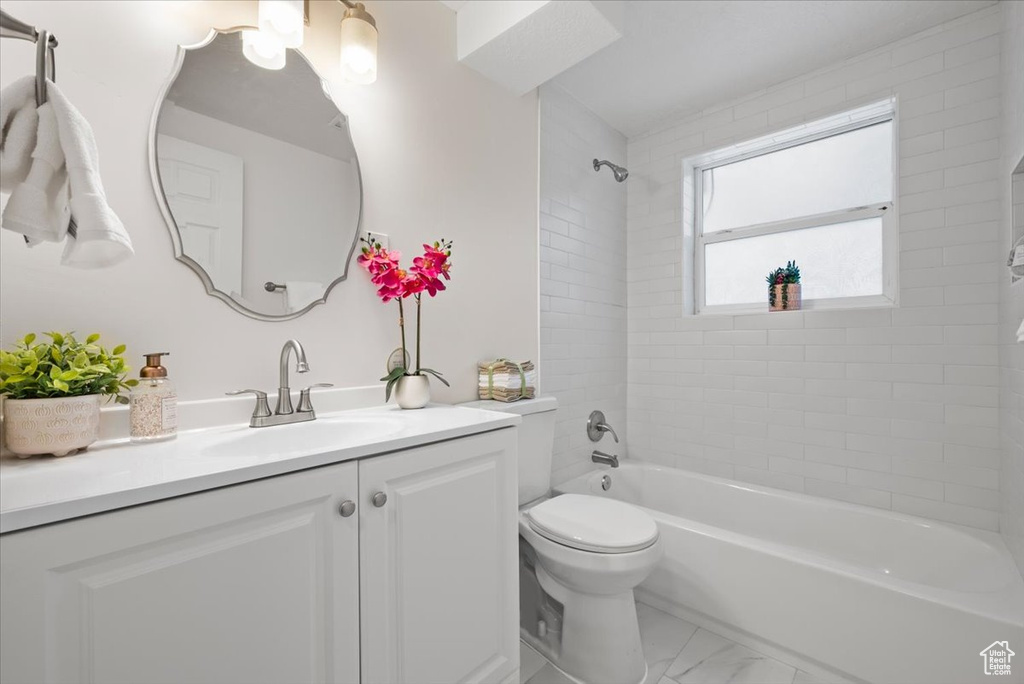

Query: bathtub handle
left=587, top=410, right=619, bottom=443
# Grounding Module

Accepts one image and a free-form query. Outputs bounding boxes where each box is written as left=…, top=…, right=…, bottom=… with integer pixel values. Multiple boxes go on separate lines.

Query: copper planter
left=769, top=283, right=802, bottom=312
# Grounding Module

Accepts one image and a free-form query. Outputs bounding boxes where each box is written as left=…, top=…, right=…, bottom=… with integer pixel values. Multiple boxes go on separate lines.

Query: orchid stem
left=398, top=298, right=407, bottom=373
left=416, top=294, right=422, bottom=374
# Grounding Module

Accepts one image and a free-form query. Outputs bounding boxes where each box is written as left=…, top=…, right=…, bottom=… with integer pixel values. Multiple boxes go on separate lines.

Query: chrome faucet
left=592, top=450, right=619, bottom=468
left=277, top=339, right=310, bottom=415
left=227, top=339, right=333, bottom=428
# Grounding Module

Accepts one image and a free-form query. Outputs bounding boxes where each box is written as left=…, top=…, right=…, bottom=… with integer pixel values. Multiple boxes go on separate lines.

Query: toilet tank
left=460, top=396, right=558, bottom=505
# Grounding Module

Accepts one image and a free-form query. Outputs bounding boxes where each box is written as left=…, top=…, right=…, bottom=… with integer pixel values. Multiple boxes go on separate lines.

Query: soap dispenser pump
left=129, top=353, right=178, bottom=443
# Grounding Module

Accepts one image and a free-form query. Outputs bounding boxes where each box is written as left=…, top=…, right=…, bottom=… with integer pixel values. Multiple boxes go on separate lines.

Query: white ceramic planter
left=3, top=395, right=101, bottom=457
left=395, top=375, right=430, bottom=410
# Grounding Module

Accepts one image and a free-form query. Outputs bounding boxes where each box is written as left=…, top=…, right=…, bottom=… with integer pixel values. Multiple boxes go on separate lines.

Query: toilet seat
left=525, top=494, right=659, bottom=554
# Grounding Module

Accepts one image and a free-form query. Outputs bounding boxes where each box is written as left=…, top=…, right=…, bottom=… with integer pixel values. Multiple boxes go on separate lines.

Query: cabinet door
left=359, top=429, right=519, bottom=684
left=0, top=461, right=360, bottom=684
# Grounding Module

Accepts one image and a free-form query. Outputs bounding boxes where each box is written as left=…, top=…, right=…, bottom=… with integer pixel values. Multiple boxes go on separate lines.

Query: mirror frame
left=147, top=28, right=363, bottom=321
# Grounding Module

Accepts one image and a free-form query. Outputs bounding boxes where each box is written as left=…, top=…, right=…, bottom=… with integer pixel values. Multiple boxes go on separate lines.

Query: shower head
left=593, top=158, right=628, bottom=182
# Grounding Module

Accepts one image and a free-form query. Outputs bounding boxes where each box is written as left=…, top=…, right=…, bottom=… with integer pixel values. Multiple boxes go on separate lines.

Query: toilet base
left=533, top=564, right=647, bottom=684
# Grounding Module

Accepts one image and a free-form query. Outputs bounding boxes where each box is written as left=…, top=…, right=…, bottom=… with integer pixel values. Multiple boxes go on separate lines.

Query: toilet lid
left=526, top=494, right=659, bottom=554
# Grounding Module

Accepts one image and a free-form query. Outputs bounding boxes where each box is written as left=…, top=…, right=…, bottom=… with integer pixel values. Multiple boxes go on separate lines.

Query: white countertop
left=0, top=404, right=519, bottom=534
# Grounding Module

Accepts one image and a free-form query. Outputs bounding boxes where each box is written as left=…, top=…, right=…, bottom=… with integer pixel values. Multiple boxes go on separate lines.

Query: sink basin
left=201, top=415, right=405, bottom=460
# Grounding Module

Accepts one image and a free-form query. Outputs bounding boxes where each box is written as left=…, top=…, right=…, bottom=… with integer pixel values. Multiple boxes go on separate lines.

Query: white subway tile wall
left=998, top=1, right=1024, bottom=575
left=626, top=6, right=1008, bottom=530
left=540, top=84, right=628, bottom=485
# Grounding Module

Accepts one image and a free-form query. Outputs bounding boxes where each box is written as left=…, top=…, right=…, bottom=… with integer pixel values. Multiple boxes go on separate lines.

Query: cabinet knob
left=338, top=500, right=356, bottom=517
left=371, top=491, right=388, bottom=508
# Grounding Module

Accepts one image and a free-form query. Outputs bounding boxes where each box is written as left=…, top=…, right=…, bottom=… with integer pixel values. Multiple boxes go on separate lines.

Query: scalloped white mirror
left=149, top=29, right=362, bottom=320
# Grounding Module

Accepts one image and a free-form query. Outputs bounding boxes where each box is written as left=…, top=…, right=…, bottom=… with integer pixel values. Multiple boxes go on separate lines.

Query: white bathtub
left=555, top=462, right=1024, bottom=684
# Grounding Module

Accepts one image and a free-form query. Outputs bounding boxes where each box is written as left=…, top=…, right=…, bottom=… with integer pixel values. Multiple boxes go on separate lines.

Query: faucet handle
left=297, top=383, right=334, bottom=413
left=226, top=389, right=273, bottom=420
left=587, top=410, right=619, bottom=443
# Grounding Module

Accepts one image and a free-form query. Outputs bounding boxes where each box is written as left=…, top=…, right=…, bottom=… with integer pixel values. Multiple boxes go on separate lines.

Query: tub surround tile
left=664, top=629, right=797, bottom=684
left=540, top=83, right=628, bottom=487
left=625, top=6, right=1006, bottom=529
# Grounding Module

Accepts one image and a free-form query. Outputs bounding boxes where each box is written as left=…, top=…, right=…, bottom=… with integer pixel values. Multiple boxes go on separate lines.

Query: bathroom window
left=685, top=99, right=897, bottom=314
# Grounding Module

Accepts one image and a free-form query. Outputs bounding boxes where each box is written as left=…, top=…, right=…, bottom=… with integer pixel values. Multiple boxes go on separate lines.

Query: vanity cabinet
left=0, top=429, right=518, bottom=684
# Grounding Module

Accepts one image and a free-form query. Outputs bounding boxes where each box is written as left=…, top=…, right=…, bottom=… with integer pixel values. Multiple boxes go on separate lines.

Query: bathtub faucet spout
left=592, top=450, right=619, bottom=468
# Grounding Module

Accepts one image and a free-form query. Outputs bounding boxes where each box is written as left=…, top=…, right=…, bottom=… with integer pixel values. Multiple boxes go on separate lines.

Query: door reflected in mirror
left=150, top=30, right=362, bottom=319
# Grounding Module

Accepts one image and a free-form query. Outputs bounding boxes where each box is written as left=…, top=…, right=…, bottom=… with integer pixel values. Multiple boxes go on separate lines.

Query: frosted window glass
left=702, top=122, right=892, bottom=234
left=704, top=218, right=883, bottom=307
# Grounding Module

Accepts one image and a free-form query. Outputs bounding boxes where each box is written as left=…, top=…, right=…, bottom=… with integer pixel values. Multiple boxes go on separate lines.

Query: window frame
left=684, top=99, right=899, bottom=316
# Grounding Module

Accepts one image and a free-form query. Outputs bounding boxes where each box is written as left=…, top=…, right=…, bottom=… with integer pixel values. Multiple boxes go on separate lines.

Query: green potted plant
left=0, top=332, right=136, bottom=457
left=767, top=260, right=801, bottom=311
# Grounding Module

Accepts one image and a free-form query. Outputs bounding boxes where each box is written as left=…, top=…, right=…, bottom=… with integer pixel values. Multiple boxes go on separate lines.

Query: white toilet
left=464, top=397, right=662, bottom=684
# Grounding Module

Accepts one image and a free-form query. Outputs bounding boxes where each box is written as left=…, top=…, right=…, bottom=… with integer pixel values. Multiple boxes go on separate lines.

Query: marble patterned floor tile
left=525, top=662, right=577, bottom=684
left=665, top=629, right=797, bottom=684
left=520, top=641, right=548, bottom=684
left=792, top=668, right=853, bottom=684
left=637, top=602, right=699, bottom=683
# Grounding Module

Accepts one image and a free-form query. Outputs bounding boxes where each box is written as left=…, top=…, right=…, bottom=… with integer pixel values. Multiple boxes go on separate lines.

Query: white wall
left=0, top=0, right=538, bottom=404
left=159, top=103, right=355, bottom=314
left=539, top=83, right=627, bottom=485
left=626, top=6, right=1004, bottom=529
left=998, top=0, right=1024, bottom=575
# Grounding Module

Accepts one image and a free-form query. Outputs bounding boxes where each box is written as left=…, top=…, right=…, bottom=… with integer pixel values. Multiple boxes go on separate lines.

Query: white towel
left=46, top=81, right=133, bottom=268
left=285, top=281, right=323, bottom=312
left=0, top=76, right=38, bottom=192
left=478, top=370, right=538, bottom=388
left=2, top=79, right=132, bottom=268
left=3, top=100, right=71, bottom=243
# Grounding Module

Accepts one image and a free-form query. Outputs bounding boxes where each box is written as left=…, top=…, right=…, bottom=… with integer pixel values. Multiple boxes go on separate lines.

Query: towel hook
left=0, top=9, right=57, bottom=106
left=34, top=29, right=56, bottom=106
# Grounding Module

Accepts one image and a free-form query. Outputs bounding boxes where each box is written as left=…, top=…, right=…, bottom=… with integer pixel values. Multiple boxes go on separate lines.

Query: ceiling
left=551, top=0, right=997, bottom=136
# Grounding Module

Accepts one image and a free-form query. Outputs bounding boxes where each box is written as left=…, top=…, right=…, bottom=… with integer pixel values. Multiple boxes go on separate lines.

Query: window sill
left=694, top=294, right=896, bottom=317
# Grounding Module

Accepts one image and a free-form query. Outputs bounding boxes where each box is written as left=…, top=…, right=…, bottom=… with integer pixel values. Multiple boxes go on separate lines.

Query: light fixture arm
left=337, top=1, right=377, bottom=29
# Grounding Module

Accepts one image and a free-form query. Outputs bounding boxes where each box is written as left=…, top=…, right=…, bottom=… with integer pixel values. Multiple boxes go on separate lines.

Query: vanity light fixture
left=259, top=0, right=304, bottom=49
left=242, top=28, right=287, bottom=70
left=241, top=0, right=378, bottom=85
left=338, top=1, right=378, bottom=84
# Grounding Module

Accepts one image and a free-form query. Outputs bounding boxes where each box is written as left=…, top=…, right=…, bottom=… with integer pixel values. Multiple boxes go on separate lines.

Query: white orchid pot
left=3, top=394, right=101, bottom=457
left=395, top=375, right=430, bottom=410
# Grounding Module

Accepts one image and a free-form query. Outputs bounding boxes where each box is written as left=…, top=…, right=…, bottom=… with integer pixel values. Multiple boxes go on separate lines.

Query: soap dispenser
left=130, top=353, right=178, bottom=443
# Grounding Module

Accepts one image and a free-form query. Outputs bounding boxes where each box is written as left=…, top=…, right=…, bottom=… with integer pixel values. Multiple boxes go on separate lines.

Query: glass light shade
left=242, top=29, right=286, bottom=70
left=259, top=0, right=304, bottom=49
left=340, top=15, right=378, bottom=84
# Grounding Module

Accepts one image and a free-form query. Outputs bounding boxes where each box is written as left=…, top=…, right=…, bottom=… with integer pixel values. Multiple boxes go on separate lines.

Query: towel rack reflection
left=265, top=282, right=287, bottom=292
